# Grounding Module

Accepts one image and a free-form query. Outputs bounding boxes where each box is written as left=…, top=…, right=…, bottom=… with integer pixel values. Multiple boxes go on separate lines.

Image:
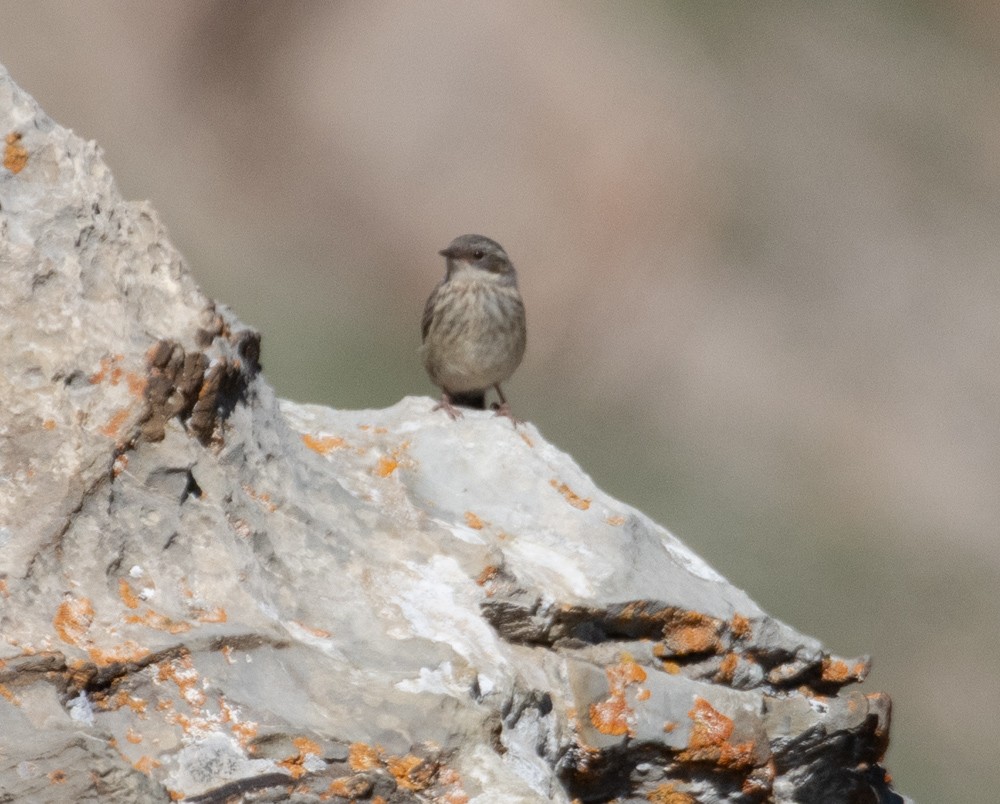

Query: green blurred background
left=4, top=2, right=999, bottom=800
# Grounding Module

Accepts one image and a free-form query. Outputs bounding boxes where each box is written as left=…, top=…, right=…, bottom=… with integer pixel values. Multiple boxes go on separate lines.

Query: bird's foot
left=432, top=395, right=464, bottom=420
left=491, top=401, right=521, bottom=426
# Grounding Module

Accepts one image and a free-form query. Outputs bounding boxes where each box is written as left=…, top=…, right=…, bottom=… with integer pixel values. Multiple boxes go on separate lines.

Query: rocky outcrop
left=0, top=65, right=907, bottom=803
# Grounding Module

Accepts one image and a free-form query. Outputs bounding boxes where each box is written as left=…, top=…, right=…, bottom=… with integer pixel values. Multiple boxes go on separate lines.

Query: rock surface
left=0, top=64, right=907, bottom=803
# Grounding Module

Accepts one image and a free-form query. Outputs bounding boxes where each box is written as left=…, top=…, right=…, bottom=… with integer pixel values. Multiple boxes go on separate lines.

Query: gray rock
left=0, top=63, right=908, bottom=803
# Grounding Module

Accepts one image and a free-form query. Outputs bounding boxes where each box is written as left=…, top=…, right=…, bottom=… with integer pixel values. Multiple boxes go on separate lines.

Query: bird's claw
left=432, top=396, right=464, bottom=420
left=491, top=401, right=521, bottom=426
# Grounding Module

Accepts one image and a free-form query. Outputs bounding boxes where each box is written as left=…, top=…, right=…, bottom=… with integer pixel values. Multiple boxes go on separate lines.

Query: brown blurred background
left=4, top=2, right=998, bottom=800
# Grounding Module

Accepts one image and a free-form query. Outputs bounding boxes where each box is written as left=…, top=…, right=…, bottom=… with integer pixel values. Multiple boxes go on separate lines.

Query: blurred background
left=4, top=2, right=998, bottom=800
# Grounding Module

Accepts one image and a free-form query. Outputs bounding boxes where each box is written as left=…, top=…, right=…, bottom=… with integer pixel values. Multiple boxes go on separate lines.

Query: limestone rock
left=0, top=64, right=908, bottom=803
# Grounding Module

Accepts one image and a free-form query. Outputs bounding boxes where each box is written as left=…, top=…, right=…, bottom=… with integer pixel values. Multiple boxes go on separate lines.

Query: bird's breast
left=422, top=276, right=526, bottom=393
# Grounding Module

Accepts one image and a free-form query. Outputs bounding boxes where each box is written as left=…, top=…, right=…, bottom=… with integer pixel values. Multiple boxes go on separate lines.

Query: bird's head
left=439, top=234, right=516, bottom=282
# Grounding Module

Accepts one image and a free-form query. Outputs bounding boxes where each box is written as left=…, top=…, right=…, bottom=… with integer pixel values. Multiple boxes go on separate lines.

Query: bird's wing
left=421, top=282, right=441, bottom=342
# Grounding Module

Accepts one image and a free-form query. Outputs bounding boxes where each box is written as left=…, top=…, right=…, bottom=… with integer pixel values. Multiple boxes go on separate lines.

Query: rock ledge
left=0, top=64, right=906, bottom=803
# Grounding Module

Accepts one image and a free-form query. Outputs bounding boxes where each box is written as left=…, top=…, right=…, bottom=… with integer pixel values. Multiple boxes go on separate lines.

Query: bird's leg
left=432, top=391, right=464, bottom=420
left=491, top=384, right=521, bottom=425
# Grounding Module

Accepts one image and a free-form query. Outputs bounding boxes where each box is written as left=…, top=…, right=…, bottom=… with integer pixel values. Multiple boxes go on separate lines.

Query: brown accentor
left=420, top=234, right=526, bottom=421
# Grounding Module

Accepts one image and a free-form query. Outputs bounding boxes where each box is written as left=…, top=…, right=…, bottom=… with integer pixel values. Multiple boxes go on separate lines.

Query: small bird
left=420, top=234, right=527, bottom=421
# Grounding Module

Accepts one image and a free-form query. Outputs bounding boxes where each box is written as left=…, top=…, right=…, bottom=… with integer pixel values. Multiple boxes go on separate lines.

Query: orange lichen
left=717, top=653, right=739, bottom=682
left=112, top=691, right=148, bottom=716
left=867, top=691, right=891, bottom=709
left=0, top=684, right=20, bottom=705
left=686, top=697, right=732, bottom=747
left=549, top=479, right=591, bottom=510
left=664, top=611, right=722, bottom=655
left=652, top=645, right=682, bottom=673
left=42, top=419, right=57, bottom=430
left=605, top=514, right=627, bottom=526
left=730, top=613, right=752, bottom=639
left=475, top=565, right=499, bottom=586
left=619, top=657, right=647, bottom=685
left=126, top=727, right=143, bottom=744
left=4, top=131, right=28, bottom=173
left=112, top=453, right=129, bottom=477
left=119, top=579, right=141, bottom=610
left=194, top=606, right=227, bottom=624
left=0, top=579, right=8, bottom=598
left=435, top=767, right=467, bottom=799
left=294, top=736, right=321, bottom=755
left=588, top=655, right=648, bottom=737
left=325, top=776, right=372, bottom=798
left=219, top=698, right=259, bottom=745
left=54, top=596, right=95, bottom=645
left=822, top=658, right=849, bottom=683
left=301, top=433, right=347, bottom=454
left=155, top=653, right=206, bottom=712
left=663, top=720, right=677, bottom=733
left=242, top=485, right=278, bottom=512
left=292, top=621, right=331, bottom=638
left=372, top=441, right=411, bottom=478
left=464, top=511, right=485, bottom=529
left=99, top=408, right=131, bottom=439
left=821, top=656, right=867, bottom=684
left=279, top=736, right=322, bottom=779
left=742, top=758, right=777, bottom=796
left=170, top=712, right=194, bottom=732
left=386, top=754, right=436, bottom=791
left=89, top=354, right=125, bottom=385
left=48, top=770, right=67, bottom=785
left=134, top=755, right=161, bottom=775
left=348, top=742, right=383, bottom=771
left=679, top=697, right=757, bottom=770
left=88, top=640, right=151, bottom=667
left=126, top=371, right=147, bottom=397
left=125, top=608, right=192, bottom=635
left=233, top=719, right=260, bottom=746
left=647, top=783, right=696, bottom=803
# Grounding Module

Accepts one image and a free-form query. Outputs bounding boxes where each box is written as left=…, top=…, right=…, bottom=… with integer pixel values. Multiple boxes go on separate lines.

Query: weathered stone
left=0, top=64, right=909, bottom=802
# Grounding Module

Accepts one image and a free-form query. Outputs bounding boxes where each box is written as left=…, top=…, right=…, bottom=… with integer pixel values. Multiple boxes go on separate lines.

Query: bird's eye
left=472, top=250, right=485, bottom=260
